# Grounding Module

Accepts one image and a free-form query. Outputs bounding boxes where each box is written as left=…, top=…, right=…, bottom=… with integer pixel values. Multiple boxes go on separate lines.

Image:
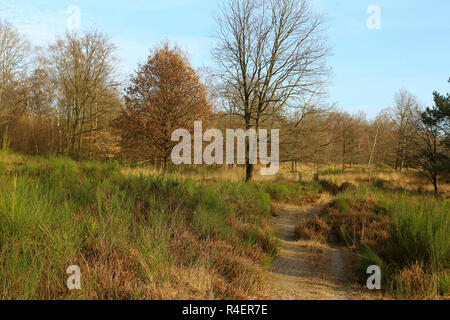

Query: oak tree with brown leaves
left=116, top=44, right=213, bottom=168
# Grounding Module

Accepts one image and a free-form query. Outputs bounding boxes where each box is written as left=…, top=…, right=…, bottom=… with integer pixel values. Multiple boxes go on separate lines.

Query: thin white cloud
left=0, top=1, right=87, bottom=46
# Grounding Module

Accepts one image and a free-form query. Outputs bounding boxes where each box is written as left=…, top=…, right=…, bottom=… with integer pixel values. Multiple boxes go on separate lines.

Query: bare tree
left=0, top=20, right=30, bottom=126
left=213, top=0, right=330, bottom=181
left=389, top=89, right=420, bottom=171
left=48, top=30, right=118, bottom=158
left=366, top=112, right=391, bottom=169
left=26, top=67, right=55, bottom=153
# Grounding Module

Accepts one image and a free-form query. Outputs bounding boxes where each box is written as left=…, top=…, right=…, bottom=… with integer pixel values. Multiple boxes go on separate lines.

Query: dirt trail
left=266, top=195, right=363, bottom=300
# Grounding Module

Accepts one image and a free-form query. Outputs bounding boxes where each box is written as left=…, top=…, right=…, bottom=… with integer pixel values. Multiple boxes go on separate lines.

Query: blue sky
left=1, top=0, right=449, bottom=118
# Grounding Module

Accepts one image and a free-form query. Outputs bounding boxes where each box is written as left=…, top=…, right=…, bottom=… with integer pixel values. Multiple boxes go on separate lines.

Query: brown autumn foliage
left=295, top=216, right=331, bottom=243
left=321, top=198, right=391, bottom=250
left=115, top=43, right=214, bottom=166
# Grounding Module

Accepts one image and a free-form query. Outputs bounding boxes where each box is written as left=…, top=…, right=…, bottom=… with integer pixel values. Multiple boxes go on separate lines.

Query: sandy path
left=266, top=195, right=364, bottom=300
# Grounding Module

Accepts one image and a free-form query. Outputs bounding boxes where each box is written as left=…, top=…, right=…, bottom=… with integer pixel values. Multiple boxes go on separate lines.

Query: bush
left=388, top=196, right=450, bottom=271
left=339, top=182, right=356, bottom=192
left=333, top=198, right=350, bottom=213
left=313, top=172, right=320, bottom=182
left=295, top=216, right=331, bottom=243
left=262, top=182, right=321, bottom=205
left=323, top=186, right=450, bottom=298
left=391, top=262, right=440, bottom=299
left=323, top=198, right=391, bottom=249
left=319, top=180, right=340, bottom=195
left=263, top=183, right=290, bottom=202
left=218, top=182, right=271, bottom=218
left=439, top=272, right=450, bottom=297
left=321, top=167, right=343, bottom=175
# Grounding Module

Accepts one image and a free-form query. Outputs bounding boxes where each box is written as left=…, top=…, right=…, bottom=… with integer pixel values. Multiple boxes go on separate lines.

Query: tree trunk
left=368, top=125, right=380, bottom=184
left=162, top=155, right=168, bottom=175
left=245, top=129, right=254, bottom=182
left=433, top=176, right=438, bottom=195
left=394, top=138, right=402, bottom=171
left=245, top=117, right=253, bottom=182
left=400, top=138, right=407, bottom=172
left=342, top=136, right=346, bottom=171
left=245, top=163, right=254, bottom=182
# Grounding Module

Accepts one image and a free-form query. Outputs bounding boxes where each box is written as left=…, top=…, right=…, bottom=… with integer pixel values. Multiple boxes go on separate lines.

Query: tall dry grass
left=0, top=152, right=321, bottom=299
left=317, top=185, right=450, bottom=299
left=0, top=152, right=287, bottom=299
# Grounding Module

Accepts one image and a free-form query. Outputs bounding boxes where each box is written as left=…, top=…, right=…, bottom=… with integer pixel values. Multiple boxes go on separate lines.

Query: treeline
left=218, top=83, right=450, bottom=192
left=0, top=21, right=121, bottom=159
left=274, top=88, right=447, bottom=172
left=0, top=9, right=448, bottom=190
left=0, top=20, right=216, bottom=162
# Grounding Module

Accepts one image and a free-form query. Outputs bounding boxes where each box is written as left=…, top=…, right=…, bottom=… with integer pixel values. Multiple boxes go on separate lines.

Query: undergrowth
left=0, top=152, right=287, bottom=299
left=318, top=186, right=450, bottom=299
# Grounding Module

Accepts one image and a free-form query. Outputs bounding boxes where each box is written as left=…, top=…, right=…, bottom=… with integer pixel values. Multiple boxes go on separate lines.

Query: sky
left=1, top=0, right=449, bottom=119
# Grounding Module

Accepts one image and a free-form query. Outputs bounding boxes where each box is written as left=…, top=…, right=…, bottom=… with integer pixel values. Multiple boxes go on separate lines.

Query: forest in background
left=0, top=4, right=449, bottom=190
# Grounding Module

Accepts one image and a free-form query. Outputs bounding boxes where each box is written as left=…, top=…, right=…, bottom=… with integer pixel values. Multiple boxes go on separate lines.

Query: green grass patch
left=324, top=186, right=450, bottom=298
left=0, top=152, right=279, bottom=299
